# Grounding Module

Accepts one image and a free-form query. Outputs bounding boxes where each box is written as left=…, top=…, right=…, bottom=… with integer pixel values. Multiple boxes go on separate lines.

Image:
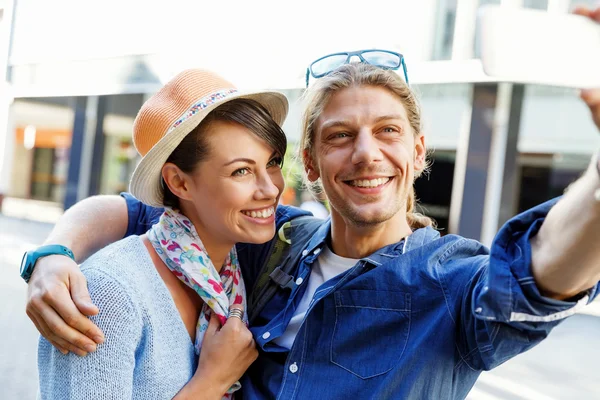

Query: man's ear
left=303, top=149, right=320, bottom=182
left=414, top=134, right=426, bottom=172
left=162, top=163, right=193, bottom=201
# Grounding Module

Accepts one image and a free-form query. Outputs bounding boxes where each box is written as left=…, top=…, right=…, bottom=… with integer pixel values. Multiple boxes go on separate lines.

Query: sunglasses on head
left=305, top=49, right=409, bottom=87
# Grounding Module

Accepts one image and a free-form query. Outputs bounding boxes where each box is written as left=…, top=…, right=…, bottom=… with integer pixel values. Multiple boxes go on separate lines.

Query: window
left=431, top=0, right=459, bottom=60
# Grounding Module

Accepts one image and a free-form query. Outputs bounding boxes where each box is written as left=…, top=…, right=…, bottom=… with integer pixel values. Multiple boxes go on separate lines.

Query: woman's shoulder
left=80, top=236, right=156, bottom=301
left=82, top=236, right=152, bottom=274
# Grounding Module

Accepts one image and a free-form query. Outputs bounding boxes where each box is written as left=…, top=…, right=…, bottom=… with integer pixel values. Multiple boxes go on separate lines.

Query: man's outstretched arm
left=530, top=33, right=600, bottom=300
left=26, top=195, right=129, bottom=356
left=531, top=149, right=600, bottom=299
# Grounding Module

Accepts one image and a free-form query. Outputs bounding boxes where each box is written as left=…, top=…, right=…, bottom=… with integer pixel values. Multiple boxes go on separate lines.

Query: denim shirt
left=122, top=193, right=598, bottom=399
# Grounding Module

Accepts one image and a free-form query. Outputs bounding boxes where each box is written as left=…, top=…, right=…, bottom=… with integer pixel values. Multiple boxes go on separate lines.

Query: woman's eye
left=267, top=157, right=283, bottom=168
left=232, top=168, right=250, bottom=176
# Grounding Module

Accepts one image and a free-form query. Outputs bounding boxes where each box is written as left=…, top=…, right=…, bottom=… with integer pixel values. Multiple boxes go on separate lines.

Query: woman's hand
left=26, top=255, right=104, bottom=356
left=196, top=306, right=258, bottom=396
left=174, top=306, right=258, bottom=399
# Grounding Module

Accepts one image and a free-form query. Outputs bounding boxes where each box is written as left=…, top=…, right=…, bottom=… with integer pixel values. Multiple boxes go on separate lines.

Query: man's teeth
left=242, top=207, right=275, bottom=219
left=350, top=177, right=390, bottom=188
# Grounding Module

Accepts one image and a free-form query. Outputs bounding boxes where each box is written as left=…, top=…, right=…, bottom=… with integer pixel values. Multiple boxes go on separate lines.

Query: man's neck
left=329, top=212, right=412, bottom=259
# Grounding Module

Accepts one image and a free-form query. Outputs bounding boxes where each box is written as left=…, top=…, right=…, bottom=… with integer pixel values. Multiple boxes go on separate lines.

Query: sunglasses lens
left=361, top=51, right=401, bottom=69
left=311, top=54, right=348, bottom=77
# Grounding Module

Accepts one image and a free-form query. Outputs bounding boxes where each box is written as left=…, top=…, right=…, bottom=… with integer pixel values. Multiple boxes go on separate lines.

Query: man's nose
left=351, top=131, right=383, bottom=165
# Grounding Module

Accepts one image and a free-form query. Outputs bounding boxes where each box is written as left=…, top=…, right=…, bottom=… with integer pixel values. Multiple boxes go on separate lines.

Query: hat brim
left=129, top=90, right=288, bottom=207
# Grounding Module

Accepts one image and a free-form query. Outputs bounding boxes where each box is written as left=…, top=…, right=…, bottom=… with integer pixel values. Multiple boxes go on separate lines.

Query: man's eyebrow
left=321, top=114, right=406, bottom=131
left=320, top=119, right=353, bottom=130
left=372, top=114, right=406, bottom=124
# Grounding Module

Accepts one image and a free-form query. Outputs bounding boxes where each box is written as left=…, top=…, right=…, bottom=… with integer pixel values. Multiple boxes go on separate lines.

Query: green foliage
left=282, top=142, right=304, bottom=190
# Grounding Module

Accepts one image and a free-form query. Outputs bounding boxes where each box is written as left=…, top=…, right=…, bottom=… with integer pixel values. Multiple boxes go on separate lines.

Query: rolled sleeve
left=476, top=197, right=599, bottom=329
left=452, top=197, right=599, bottom=370
left=119, top=192, right=163, bottom=237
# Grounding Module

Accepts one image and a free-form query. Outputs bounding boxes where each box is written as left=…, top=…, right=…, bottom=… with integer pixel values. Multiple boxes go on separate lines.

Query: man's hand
left=581, top=89, right=600, bottom=131
left=529, top=7, right=600, bottom=300
left=26, top=255, right=104, bottom=356
left=574, top=6, right=600, bottom=130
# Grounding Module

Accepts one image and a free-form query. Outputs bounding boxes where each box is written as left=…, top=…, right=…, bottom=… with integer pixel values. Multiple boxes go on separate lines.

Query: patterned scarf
left=148, top=208, right=247, bottom=399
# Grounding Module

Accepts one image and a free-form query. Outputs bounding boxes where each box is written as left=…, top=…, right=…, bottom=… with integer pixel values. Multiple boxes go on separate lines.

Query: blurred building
left=0, top=0, right=599, bottom=243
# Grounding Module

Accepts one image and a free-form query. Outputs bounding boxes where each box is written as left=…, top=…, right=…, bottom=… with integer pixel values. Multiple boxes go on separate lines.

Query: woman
left=37, top=68, right=289, bottom=399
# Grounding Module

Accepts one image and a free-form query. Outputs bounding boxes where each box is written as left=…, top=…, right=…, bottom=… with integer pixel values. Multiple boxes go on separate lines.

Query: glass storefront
left=98, top=94, right=144, bottom=195
left=29, top=147, right=69, bottom=202
left=518, top=153, right=590, bottom=212
left=8, top=94, right=144, bottom=203
left=100, top=135, right=139, bottom=195
left=10, top=98, right=74, bottom=203
left=415, top=151, right=456, bottom=233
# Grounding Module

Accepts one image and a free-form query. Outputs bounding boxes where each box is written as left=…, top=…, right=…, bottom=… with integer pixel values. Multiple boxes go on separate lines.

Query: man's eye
left=333, top=132, right=349, bottom=138
left=232, top=168, right=250, bottom=176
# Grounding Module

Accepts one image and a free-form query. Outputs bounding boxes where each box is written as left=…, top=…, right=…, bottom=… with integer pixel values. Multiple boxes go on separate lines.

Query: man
left=25, top=7, right=600, bottom=399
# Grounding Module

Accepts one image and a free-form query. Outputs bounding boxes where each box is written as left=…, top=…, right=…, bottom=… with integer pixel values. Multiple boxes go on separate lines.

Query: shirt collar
left=404, top=226, right=441, bottom=252
left=299, top=220, right=441, bottom=266
left=301, top=218, right=331, bottom=261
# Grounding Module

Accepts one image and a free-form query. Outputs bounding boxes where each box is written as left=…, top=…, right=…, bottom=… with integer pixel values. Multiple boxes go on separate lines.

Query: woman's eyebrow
left=222, top=151, right=278, bottom=167
left=223, top=158, right=255, bottom=167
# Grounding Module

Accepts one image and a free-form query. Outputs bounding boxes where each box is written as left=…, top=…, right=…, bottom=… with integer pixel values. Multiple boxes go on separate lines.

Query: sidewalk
left=0, top=196, right=64, bottom=224
left=578, top=297, right=600, bottom=317
left=0, top=212, right=53, bottom=400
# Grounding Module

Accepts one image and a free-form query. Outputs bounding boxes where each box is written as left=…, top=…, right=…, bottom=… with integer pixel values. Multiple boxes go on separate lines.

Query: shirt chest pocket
left=330, top=289, right=411, bottom=379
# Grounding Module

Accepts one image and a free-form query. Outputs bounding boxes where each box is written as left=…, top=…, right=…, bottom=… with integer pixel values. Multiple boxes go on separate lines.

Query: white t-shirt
left=274, top=245, right=359, bottom=349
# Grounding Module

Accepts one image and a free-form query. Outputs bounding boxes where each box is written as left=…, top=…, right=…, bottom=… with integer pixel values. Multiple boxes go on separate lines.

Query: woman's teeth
left=242, top=207, right=275, bottom=219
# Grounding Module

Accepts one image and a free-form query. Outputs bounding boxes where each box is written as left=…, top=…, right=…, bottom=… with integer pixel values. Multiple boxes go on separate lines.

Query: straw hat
left=129, top=69, right=288, bottom=207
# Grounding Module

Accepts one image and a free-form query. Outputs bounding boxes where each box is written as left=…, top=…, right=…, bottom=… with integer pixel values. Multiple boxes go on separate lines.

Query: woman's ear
left=162, top=163, right=193, bottom=201
left=303, top=149, right=320, bottom=182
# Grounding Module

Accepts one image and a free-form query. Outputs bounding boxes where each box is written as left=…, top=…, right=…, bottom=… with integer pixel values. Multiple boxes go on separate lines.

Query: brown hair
left=299, top=63, right=433, bottom=229
left=163, top=98, right=287, bottom=209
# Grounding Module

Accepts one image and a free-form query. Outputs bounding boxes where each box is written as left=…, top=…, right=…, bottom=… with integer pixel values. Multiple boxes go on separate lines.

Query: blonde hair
left=299, top=63, right=434, bottom=229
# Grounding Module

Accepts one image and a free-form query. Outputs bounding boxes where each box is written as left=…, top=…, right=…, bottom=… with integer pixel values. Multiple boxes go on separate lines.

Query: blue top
left=38, top=236, right=197, bottom=399
left=122, top=193, right=598, bottom=399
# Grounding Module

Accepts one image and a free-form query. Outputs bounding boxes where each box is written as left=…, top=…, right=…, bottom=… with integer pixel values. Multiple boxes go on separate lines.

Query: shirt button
left=313, top=248, right=321, bottom=255
left=262, top=332, right=271, bottom=340
left=289, top=362, right=298, bottom=373
left=475, top=307, right=483, bottom=314
left=302, top=250, right=309, bottom=256
left=295, top=277, right=304, bottom=285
